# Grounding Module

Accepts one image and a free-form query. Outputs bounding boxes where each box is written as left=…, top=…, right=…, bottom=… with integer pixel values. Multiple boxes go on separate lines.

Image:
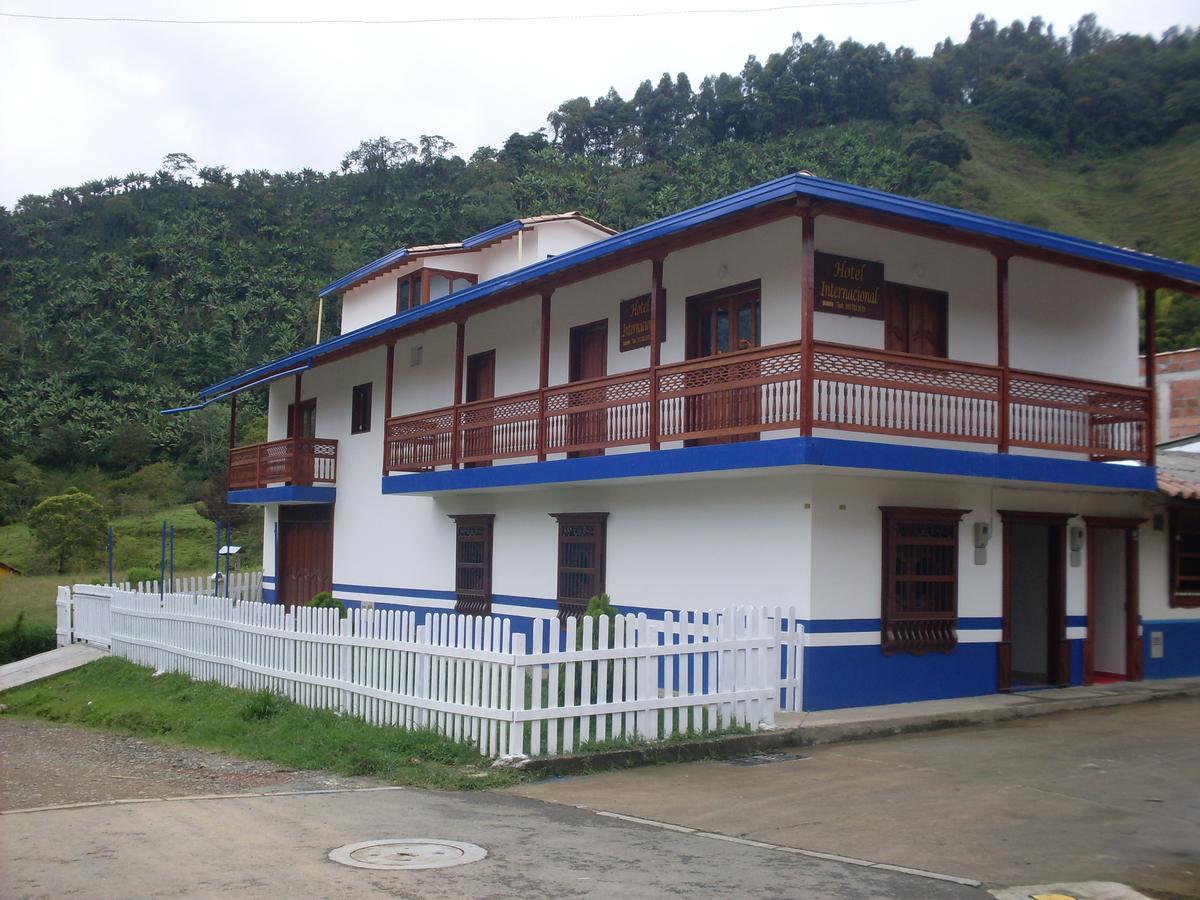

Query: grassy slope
left=948, top=115, right=1200, bottom=263
left=0, top=503, right=261, bottom=628
left=0, top=657, right=529, bottom=790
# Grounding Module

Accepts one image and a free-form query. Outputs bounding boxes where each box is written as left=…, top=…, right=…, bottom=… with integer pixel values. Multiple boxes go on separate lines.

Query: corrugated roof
left=201, top=172, right=1200, bottom=400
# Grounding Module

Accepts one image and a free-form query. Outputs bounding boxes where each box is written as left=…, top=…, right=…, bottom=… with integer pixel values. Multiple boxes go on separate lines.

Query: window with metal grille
left=451, top=515, right=494, bottom=616
left=551, top=512, right=607, bottom=619
left=350, top=382, right=372, bottom=434
left=1170, top=509, right=1200, bottom=608
left=880, top=507, right=966, bottom=654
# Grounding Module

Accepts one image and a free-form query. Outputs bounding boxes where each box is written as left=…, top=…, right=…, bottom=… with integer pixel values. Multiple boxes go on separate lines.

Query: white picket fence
left=133, top=572, right=262, bottom=604
left=55, top=585, right=805, bottom=759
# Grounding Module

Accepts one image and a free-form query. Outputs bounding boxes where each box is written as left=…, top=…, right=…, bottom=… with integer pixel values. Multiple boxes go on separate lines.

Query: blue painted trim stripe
left=227, top=486, right=336, bottom=505
left=203, top=171, right=1200, bottom=399
left=381, top=437, right=1156, bottom=494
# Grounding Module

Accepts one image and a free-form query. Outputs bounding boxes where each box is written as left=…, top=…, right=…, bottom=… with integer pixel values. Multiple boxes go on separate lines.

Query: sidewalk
left=0, top=645, right=106, bottom=694
left=517, top=676, right=1200, bottom=773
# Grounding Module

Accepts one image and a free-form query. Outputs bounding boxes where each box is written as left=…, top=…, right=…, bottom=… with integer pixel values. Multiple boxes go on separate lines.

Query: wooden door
left=277, top=506, right=333, bottom=608
left=885, top=284, right=948, bottom=357
left=568, top=320, right=608, bottom=457
left=999, top=513, right=1069, bottom=691
left=464, top=350, right=496, bottom=466
left=286, top=399, right=316, bottom=438
left=1084, top=518, right=1143, bottom=684
left=685, top=284, right=762, bottom=444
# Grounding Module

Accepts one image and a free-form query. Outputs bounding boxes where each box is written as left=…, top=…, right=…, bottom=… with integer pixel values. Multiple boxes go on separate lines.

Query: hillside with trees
left=1, top=12, right=1198, bottom=571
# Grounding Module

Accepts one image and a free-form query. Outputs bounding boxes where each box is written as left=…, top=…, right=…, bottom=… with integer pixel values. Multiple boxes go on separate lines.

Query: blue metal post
left=224, top=523, right=232, bottom=598
left=273, top=520, right=279, bottom=605
left=159, top=521, right=166, bottom=599
left=215, top=520, right=221, bottom=596
left=169, top=526, right=175, bottom=591
left=107, top=526, right=114, bottom=587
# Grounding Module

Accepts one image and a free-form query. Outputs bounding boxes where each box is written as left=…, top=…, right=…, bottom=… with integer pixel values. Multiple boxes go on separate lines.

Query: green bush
left=308, top=591, right=347, bottom=618
left=125, top=565, right=160, bottom=585
left=0, top=613, right=57, bottom=665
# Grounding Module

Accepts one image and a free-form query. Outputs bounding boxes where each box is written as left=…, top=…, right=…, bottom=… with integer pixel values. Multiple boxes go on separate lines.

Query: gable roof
left=319, top=211, right=615, bottom=298
left=199, top=172, right=1200, bottom=401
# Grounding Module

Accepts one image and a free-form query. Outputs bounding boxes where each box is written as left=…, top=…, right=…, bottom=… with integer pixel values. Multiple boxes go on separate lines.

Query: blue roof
left=201, top=172, right=1200, bottom=399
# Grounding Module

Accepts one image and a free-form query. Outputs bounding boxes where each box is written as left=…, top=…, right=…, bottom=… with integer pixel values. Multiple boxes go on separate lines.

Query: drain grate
left=329, top=839, right=487, bottom=871
left=725, top=752, right=805, bottom=766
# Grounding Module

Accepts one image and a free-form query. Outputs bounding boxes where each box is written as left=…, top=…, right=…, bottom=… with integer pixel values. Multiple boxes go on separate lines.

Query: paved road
left=509, top=697, right=1200, bottom=897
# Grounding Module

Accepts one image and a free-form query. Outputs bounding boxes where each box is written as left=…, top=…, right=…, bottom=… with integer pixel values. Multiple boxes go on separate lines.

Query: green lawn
left=0, top=657, right=532, bottom=790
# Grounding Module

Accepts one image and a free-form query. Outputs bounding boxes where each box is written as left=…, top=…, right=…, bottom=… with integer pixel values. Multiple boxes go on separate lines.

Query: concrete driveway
left=508, top=697, right=1200, bottom=897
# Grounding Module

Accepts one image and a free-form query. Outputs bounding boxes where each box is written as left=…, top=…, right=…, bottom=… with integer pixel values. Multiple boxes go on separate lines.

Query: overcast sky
left=1, top=0, right=1197, bottom=208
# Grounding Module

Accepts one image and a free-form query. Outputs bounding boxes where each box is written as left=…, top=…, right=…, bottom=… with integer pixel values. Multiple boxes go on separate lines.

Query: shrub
left=125, top=565, right=160, bottom=586
left=0, top=613, right=57, bottom=665
left=240, top=689, right=285, bottom=721
left=27, top=489, right=106, bottom=574
left=308, top=591, right=347, bottom=618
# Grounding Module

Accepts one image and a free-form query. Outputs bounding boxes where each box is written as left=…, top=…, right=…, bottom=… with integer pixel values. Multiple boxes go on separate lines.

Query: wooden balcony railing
left=228, top=437, right=339, bottom=491
left=382, top=339, right=1152, bottom=473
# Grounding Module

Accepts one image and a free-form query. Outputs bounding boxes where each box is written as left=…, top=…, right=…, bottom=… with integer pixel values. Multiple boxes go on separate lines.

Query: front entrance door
left=1085, top=518, right=1143, bottom=683
left=568, top=319, right=608, bottom=457
left=286, top=398, right=316, bottom=438
left=277, top=505, right=333, bottom=608
left=464, top=350, right=495, bottom=466
left=1000, top=513, right=1069, bottom=690
left=685, top=283, right=762, bottom=444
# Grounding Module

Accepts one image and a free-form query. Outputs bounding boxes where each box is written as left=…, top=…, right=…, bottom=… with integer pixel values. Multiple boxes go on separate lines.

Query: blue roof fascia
left=462, top=219, right=522, bottom=249
left=204, top=173, right=1200, bottom=399
left=319, top=246, right=411, bottom=298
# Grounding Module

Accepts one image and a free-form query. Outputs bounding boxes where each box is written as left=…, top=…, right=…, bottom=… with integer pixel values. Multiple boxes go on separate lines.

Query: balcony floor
left=379, top=435, right=1156, bottom=496
left=227, top=485, right=336, bottom=506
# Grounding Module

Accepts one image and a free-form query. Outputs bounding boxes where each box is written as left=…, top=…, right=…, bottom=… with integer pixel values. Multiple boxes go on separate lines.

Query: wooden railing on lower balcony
left=382, top=339, right=1152, bottom=473
left=228, top=437, right=339, bottom=490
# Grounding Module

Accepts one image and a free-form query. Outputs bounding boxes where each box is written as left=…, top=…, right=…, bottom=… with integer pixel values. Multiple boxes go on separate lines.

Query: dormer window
left=396, top=269, right=477, bottom=314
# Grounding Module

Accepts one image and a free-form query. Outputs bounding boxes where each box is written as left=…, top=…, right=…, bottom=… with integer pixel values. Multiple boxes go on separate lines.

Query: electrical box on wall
left=1150, top=631, right=1164, bottom=659
left=1068, top=525, right=1085, bottom=567
left=973, top=522, right=991, bottom=565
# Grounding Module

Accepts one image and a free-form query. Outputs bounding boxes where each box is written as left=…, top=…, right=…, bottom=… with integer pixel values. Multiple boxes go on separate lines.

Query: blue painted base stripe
left=382, top=436, right=1155, bottom=494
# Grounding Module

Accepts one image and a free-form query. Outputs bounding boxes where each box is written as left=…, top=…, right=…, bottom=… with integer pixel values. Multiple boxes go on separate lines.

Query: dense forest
left=1, top=12, right=1199, bottom=531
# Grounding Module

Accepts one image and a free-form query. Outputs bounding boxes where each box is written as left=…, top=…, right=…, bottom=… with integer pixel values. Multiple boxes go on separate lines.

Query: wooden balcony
left=228, top=437, right=339, bottom=491
left=383, top=339, right=1152, bottom=474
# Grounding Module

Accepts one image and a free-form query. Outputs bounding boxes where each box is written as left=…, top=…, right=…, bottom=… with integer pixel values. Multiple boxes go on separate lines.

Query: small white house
left=178, top=174, right=1200, bottom=710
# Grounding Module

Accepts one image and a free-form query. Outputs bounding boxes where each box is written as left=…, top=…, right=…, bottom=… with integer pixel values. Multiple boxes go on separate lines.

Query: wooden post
left=1145, top=286, right=1157, bottom=464
left=996, top=253, right=1010, bottom=453
left=800, top=214, right=815, bottom=436
left=650, top=258, right=664, bottom=449
left=382, top=342, right=395, bottom=475
left=291, top=372, right=303, bottom=485
left=452, top=321, right=465, bottom=469
left=537, top=293, right=551, bottom=462
left=227, top=394, right=237, bottom=487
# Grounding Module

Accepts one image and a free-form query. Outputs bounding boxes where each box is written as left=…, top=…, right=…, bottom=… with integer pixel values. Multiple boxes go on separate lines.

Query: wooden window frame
left=396, top=268, right=477, bottom=314
left=884, top=281, right=949, bottom=359
left=350, top=382, right=373, bottom=435
left=1169, top=507, right=1200, bottom=608
left=550, top=512, right=608, bottom=619
left=450, top=514, right=494, bottom=616
left=880, top=506, right=968, bottom=654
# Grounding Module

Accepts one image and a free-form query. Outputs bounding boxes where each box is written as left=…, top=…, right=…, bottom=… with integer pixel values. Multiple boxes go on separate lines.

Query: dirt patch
left=0, top=717, right=381, bottom=811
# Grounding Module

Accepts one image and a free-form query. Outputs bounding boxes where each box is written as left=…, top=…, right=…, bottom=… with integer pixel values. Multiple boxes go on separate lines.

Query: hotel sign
left=815, top=251, right=885, bottom=320
left=619, top=293, right=665, bottom=351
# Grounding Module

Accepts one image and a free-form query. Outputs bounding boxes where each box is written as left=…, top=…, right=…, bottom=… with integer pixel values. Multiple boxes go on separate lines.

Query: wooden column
left=800, top=214, right=816, bottom=436
left=537, top=292, right=551, bottom=461
left=451, top=321, right=465, bottom=469
left=382, top=342, right=395, bottom=475
left=1145, top=286, right=1158, bottom=464
left=649, top=258, right=665, bottom=450
left=291, top=372, right=303, bottom=485
left=996, top=253, right=1010, bottom=453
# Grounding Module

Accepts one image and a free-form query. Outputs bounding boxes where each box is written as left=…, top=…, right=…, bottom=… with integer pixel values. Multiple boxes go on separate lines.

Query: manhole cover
left=329, top=839, right=487, bottom=871
left=725, top=752, right=805, bottom=766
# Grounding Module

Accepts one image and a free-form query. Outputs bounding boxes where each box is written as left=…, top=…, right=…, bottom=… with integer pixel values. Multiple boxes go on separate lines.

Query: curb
left=511, top=683, right=1200, bottom=777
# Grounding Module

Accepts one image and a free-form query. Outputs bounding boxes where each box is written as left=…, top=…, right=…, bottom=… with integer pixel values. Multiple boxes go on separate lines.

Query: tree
left=27, top=489, right=107, bottom=574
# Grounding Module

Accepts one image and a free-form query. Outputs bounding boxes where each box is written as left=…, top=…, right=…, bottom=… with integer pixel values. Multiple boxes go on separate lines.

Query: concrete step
left=0, top=645, right=107, bottom=693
